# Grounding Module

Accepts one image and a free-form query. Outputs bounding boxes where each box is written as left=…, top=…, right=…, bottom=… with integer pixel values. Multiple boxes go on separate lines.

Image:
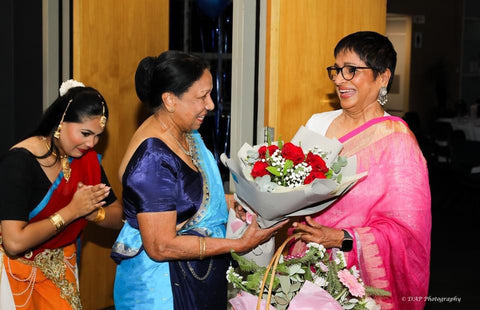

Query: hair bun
left=135, top=56, right=157, bottom=103
left=59, top=79, right=85, bottom=96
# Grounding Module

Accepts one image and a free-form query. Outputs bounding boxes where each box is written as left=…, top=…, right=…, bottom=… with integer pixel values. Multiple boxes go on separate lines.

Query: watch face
left=341, top=238, right=353, bottom=252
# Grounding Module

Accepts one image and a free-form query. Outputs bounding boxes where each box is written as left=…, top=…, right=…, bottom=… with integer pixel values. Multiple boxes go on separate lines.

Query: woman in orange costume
left=0, top=80, right=123, bottom=309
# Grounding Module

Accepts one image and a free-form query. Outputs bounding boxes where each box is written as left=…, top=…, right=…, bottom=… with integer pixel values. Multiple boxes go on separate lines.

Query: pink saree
left=292, top=116, right=431, bottom=309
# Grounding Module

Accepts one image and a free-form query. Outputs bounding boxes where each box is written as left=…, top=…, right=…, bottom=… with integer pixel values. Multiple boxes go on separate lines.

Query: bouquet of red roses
left=248, top=140, right=345, bottom=189
left=222, top=126, right=366, bottom=228
left=222, top=126, right=366, bottom=266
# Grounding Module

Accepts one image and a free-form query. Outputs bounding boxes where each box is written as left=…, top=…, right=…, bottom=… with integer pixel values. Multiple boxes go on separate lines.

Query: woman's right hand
left=239, top=214, right=289, bottom=252
left=67, top=182, right=110, bottom=218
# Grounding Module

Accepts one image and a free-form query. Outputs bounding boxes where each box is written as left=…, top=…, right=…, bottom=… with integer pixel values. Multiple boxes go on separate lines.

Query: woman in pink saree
left=291, top=31, right=431, bottom=310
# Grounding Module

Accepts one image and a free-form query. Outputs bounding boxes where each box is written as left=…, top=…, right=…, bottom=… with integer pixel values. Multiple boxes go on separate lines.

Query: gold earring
left=99, top=101, right=107, bottom=128
left=54, top=124, right=62, bottom=139
left=55, top=99, right=72, bottom=139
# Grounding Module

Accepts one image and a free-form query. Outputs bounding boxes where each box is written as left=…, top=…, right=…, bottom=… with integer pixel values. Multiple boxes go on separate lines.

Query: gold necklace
left=42, top=137, right=71, bottom=182
left=168, top=132, right=199, bottom=167
left=154, top=115, right=198, bottom=167
left=168, top=132, right=192, bottom=156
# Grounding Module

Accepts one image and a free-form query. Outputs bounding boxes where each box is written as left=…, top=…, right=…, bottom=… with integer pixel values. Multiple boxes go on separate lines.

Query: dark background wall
left=0, top=0, right=43, bottom=155
left=387, top=0, right=464, bottom=130
left=0, top=0, right=473, bottom=152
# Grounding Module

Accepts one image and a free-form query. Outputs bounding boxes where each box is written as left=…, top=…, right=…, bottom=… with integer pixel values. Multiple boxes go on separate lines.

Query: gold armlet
left=49, top=213, right=65, bottom=231
left=199, top=237, right=206, bottom=260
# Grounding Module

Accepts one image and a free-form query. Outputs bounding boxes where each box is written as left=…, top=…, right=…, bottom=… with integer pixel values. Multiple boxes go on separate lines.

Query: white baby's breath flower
left=350, top=265, right=360, bottom=278
left=315, top=261, right=328, bottom=272
left=335, top=251, right=346, bottom=267
left=59, top=79, right=85, bottom=96
left=313, top=275, right=328, bottom=287
left=306, top=242, right=325, bottom=252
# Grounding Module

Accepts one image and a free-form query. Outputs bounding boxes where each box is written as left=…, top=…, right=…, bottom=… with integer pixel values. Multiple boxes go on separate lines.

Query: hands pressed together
left=70, top=182, right=110, bottom=220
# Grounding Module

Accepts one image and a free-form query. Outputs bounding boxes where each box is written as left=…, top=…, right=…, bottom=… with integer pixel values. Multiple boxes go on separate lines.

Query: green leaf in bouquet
left=291, top=274, right=303, bottom=282
left=365, top=286, right=391, bottom=297
left=230, top=251, right=264, bottom=273
left=279, top=275, right=291, bottom=294
left=290, top=281, right=302, bottom=292
left=276, top=304, right=288, bottom=310
left=267, top=130, right=273, bottom=146
left=288, top=264, right=305, bottom=276
left=326, top=261, right=340, bottom=295
left=273, top=294, right=289, bottom=305
left=245, top=272, right=264, bottom=291
left=265, top=148, right=272, bottom=161
left=244, top=150, right=259, bottom=164
left=275, top=264, right=289, bottom=275
left=283, top=159, right=293, bottom=175
left=277, top=138, right=284, bottom=150
left=254, top=175, right=278, bottom=192
left=303, top=266, right=313, bottom=281
left=331, top=156, right=348, bottom=173
left=266, top=166, right=282, bottom=177
left=336, top=173, right=343, bottom=184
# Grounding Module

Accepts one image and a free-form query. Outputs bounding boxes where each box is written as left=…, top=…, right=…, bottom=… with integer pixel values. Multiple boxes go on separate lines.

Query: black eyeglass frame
left=326, top=65, right=375, bottom=81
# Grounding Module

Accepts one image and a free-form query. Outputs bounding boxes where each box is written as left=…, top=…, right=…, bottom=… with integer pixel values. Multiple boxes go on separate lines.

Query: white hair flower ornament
left=59, top=79, right=85, bottom=96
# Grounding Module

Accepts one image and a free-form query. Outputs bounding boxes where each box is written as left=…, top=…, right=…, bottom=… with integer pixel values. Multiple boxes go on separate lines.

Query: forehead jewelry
left=54, top=99, right=73, bottom=139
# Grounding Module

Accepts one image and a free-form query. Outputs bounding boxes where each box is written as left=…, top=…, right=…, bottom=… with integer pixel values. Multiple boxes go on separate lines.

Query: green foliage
left=227, top=244, right=389, bottom=309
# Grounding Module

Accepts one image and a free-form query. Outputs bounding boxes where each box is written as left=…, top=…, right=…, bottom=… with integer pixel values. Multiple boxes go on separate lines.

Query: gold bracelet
left=49, top=213, right=65, bottom=231
left=92, top=207, right=106, bottom=222
left=199, top=237, right=206, bottom=260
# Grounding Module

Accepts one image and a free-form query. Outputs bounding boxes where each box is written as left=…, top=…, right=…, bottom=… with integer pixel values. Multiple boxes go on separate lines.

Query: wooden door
left=73, top=0, right=169, bottom=308
left=265, top=0, right=387, bottom=141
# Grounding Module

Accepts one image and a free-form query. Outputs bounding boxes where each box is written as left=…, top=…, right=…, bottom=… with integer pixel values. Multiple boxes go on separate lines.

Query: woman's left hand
left=292, top=216, right=344, bottom=249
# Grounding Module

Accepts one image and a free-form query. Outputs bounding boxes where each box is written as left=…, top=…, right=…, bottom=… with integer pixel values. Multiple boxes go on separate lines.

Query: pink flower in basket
left=337, top=269, right=365, bottom=298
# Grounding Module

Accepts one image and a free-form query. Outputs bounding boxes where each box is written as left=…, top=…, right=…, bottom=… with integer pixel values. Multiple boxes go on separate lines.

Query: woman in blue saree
left=112, top=51, right=285, bottom=310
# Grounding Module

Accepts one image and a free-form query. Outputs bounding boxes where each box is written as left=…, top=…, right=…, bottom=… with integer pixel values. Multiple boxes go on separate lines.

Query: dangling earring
left=54, top=99, right=73, bottom=139
left=54, top=124, right=62, bottom=139
left=99, top=100, right=107, bottom=128
left=377, top=86, right=388, bottom=106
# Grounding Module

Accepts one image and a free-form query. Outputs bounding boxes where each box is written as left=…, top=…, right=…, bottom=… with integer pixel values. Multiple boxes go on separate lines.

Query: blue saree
left=112, top=131, right=229, bottom=310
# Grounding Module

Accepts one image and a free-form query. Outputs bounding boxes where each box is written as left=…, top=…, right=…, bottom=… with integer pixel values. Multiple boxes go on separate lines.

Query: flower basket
left=227, top=234, right=390, bottom=310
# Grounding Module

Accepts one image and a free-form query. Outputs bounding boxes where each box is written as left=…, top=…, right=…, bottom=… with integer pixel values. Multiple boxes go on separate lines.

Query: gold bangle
left=49, top=213, right=65, bottom=231
left=199, top=237, right=206, bottom=260
left=92, top=207, right=106, bottom=222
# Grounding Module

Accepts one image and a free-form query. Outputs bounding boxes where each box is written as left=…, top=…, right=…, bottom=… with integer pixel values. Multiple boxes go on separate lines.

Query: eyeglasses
left=326, top=65, right=374, bottom=81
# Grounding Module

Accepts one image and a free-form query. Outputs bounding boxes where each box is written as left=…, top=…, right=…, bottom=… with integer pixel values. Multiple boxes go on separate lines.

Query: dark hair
left=30, top=86, right=108, bottom=159
left=135, top=50, right=210, bottom=112
left=334, top=31, right=397, bottom=91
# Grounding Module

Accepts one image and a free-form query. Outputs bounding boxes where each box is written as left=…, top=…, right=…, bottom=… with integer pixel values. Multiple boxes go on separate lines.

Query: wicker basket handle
left=256, top=233, right=301, bottom=310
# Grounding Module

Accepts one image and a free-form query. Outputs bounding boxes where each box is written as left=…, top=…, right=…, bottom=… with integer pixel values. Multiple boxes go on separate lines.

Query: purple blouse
left=122, top=138, right=203, bottom=229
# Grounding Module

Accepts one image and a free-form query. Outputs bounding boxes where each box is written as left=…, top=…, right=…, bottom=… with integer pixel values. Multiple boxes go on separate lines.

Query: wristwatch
left=340, top=229, right=353, bottom=252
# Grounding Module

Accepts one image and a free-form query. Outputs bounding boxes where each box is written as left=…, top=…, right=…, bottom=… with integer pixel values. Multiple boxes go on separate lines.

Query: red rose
left=258, top=145, right=279, bottom=159
left=304, top=170, right=326, bottom=184
left=306, top=152, right=328, bottom=173
left=251, top=161, right=270, bottom=178
left=281, top=142, right=305, bottom=165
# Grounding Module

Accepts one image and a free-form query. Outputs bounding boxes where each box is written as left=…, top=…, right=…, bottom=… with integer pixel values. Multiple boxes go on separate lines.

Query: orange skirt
left=3, top=243, right=81, bottom=310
